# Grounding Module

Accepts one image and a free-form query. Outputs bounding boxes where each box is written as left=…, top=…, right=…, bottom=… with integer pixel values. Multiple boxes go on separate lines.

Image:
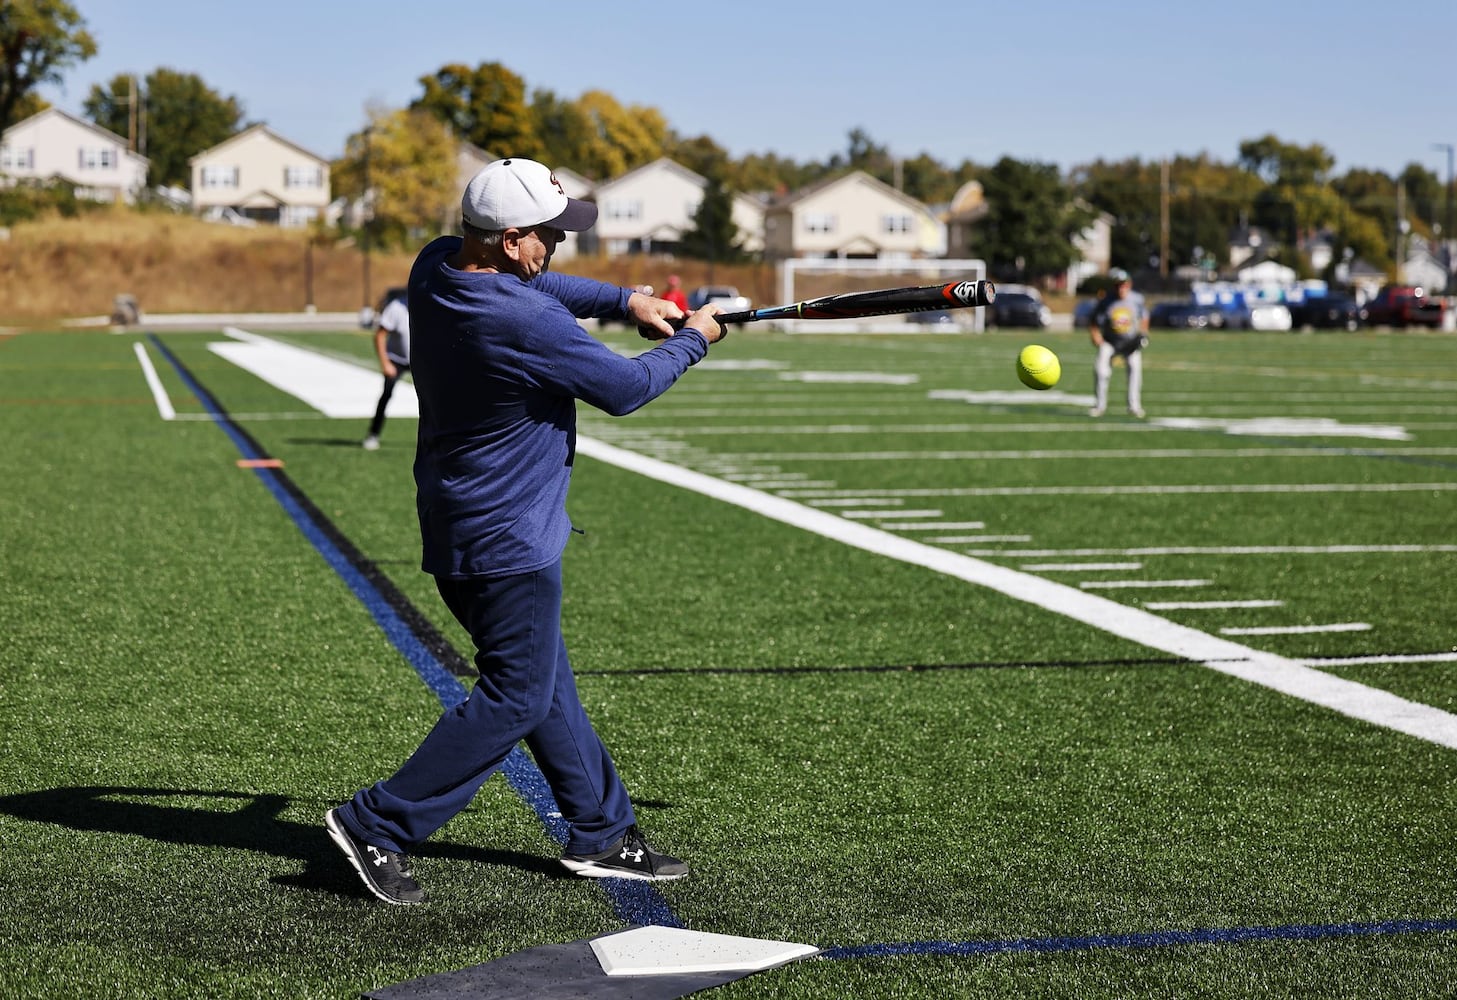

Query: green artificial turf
left=1, top=325, right=1453, bottom=998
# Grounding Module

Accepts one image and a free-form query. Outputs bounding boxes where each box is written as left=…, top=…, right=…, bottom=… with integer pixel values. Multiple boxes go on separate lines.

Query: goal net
left=775, top=257, right=990, bottom=333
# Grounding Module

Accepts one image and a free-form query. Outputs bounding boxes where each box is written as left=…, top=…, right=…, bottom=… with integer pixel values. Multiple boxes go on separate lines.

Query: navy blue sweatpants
left=336, top=559, right=636, bottom=856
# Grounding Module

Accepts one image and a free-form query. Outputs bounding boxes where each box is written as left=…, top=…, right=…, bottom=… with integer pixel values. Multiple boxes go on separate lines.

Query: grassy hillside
left=0, top=208, right=779, bottom=327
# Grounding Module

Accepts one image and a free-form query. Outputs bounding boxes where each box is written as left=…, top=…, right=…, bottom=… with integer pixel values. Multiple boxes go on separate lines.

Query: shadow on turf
left=0, top=785, right=568, bottom=899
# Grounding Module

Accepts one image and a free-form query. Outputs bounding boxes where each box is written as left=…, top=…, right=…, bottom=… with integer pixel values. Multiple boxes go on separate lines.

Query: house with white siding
left=189, top=124, right=330, bottom=227
left=763, top=170, right=943, bottom=260
left=591, top=157, right=764, bottom=257
left=0, top=107, right=149, bottom=203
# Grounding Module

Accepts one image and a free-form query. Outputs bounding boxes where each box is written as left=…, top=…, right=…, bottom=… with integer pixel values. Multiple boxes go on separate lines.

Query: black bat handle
left=664, top=312, right=747, bottom=332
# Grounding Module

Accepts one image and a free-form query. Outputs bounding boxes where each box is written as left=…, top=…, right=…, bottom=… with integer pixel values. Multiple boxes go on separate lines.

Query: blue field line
left=819, top=916, right=1457, bottom=962
left=149, top=335, right=681, bottom=930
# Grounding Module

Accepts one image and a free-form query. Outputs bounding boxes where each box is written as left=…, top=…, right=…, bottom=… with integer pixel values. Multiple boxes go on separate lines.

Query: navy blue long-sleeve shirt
left=406, top=236, right=708, bottom=578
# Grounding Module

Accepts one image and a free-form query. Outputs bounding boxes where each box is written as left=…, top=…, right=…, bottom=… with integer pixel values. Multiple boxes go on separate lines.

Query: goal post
left=775, top=257, right=990, bottom=333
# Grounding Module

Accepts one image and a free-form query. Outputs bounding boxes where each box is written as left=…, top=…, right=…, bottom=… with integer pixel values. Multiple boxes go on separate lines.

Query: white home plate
left=590, top=926, right=818, bottom=977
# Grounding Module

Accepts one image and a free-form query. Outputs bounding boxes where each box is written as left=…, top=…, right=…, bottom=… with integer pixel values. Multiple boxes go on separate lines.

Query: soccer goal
left=776, top=257, right=990, bottom=333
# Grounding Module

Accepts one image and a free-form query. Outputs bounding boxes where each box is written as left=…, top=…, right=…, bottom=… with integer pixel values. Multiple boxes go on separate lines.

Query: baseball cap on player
left=1109, top=267, right=1131, bottom=283
left=462, top=158, right=598, bottom=232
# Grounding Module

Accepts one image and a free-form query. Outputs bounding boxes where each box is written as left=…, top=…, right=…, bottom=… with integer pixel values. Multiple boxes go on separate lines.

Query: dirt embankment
left=0, top=210, right=778, bottom=327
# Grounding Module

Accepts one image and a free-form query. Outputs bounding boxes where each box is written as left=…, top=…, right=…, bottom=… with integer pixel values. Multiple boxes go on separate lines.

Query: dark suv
left=1287, top=293, right=1366, bottom=331
left=988, top=288, right=1051, bottom=328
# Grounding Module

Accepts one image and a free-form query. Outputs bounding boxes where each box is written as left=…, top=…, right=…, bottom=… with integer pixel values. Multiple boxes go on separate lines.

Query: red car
left=1363, top=285, right=1445, bottom=328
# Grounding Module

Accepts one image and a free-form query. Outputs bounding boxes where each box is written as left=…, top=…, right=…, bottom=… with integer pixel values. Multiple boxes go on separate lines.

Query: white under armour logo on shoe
left=620, top=848, right=645, bottom=863
left=368, top=846, right=389, bottom=867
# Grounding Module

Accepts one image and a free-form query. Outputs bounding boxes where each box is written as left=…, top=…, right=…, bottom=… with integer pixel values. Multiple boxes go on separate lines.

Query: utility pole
left=1159, top=158, right=1170, bottom=278
left=1433, top=143, right=1454, bottom=292
left=1396, top=181, right=1407, bottom=285
left=124, top=74, right=138, bottom=153
left=360, top=126, right=373, bottom=318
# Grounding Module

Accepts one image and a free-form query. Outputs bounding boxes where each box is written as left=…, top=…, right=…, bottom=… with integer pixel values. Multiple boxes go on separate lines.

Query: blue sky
left=42, top=0, right=1457, bottom=180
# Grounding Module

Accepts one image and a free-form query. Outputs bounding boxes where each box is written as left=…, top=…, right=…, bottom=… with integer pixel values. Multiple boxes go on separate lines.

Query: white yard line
left=882, top=521, right=987, bottom=531
left=1304, top=652, right=1457, bottom=666
left=710, top=447, right=1457, bottom=463
left=577, top=435, right=1457, bottom=750
left=842, top=509, right=942, bottom=519
left=934, top=535, right=1032, bottom=543
left=1145, top=600, right=1285, bottom=610
left=210, top=326, right=417, bottom=419
left=1080, top=579, right=1213, bottom=590
left=808, top=498, right=905, bottom=507
left=780, top=484, right=1457, bottom=499
left=1222, top=623, right=1372, bottom=636
left=1022, top=563, right=1143, bottom=572
left=960, top=544, right=1457, bottom=557
left=133, top=341, right=175, bottom=421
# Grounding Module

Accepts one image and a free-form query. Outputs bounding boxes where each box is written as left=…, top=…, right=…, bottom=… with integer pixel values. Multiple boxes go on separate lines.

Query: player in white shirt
left=363, top=289, right=411, bottom=450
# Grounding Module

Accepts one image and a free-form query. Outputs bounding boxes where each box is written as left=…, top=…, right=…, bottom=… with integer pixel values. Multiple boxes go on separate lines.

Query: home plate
left=363, top=926, right=818, bottom=999
left=591, top=925, right=818, bottom=976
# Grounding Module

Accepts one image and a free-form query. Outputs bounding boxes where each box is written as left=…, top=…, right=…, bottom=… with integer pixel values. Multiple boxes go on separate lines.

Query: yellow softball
left=1016, top=344, right=1061, bottom=390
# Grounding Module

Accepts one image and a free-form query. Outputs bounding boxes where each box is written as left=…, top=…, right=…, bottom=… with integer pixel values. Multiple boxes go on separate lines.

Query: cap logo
left=549, top=172, right=564, bottom=196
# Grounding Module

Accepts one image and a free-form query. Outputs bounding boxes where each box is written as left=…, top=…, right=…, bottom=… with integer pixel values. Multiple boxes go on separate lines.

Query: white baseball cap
left=461, top=158, right=598, bottom=232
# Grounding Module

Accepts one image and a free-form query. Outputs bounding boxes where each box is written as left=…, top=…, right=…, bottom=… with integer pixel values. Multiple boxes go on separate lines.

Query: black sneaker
left=324, top=808, right=426, bottom=905
left=560, top=825, right=689, bottom=881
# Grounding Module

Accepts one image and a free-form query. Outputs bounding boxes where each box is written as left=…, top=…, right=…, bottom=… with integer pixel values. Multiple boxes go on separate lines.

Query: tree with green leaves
left=413, top=62, right=541, bottom=159
left=568, top=89, right=667, bottom=181
left=1070, top=157, right=1161, bottom=271
left=974, top=157, right=1091, bottom=281
left=679, top=171, right=744, bottom=263
left=334, top=107, right=457, bottom=249
left=728, top=151, right=819, bottom=198
left=83, top=68, right=245, bottom=188
left=667, top=133, right=731, bottom=185
left=0, top=0, right=95, bottom=132
left=531, top=87, right=592, bottom=173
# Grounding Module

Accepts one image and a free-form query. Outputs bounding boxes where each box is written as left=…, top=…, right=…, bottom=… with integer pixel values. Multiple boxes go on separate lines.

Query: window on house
left=0, top=146, right=34, bottom=170
left=202, top=166, right=240, bottom=188
left=79, top=147, right=116, bottom=170
left=804, top=212, right=836, bottom=233
left=605, top=199, right=642, bottom=220
left=284, top=165, right=322, bottom=188
left=882, top=214, right=913, bottom=234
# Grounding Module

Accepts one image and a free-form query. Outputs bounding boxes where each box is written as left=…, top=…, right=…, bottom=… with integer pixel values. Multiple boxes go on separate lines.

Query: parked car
left=1287, top=293, right=1367, bottom=331
left=1362, top=285, right=1445, bottom=328
left=987, top=286, right=1051, bottom=328
left=1209, top=299, right=1292, bottom=331
left=1073, top=297, right=1100, bottom=328
left=1149, top=301, right=1224, bottom=330
left=1242, top=302, right=1293, bottom=331
left=908, top=308, right=957, bottom=326
left=688, top=285, right=751, bottom=312
left=200, top=205, right=257, bottom=227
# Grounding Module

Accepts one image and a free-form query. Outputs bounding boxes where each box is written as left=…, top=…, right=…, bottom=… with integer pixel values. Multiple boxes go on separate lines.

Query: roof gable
left=190, top=123, right=326, bottom=165
left=2, top=107, right=150, bottom=165
left=774, top=170, right=933, bottom=217
left=594, top=157, right=705, bottom=195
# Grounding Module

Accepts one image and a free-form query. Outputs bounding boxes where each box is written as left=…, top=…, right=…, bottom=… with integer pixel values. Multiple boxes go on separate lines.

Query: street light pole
left=1433, top=143, right=1454, bottom=292
left=361, top=126, right=374, bottom=320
